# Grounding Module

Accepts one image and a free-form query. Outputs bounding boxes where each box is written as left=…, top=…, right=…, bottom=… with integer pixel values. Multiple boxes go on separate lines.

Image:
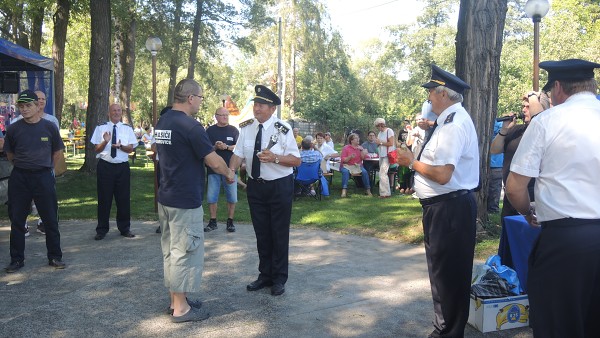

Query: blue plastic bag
left=485, top=255, right=523, bottom=295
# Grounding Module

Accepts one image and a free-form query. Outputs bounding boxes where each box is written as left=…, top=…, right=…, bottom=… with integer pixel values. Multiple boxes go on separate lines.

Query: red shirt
left=341, top=144, right=363, bottom=166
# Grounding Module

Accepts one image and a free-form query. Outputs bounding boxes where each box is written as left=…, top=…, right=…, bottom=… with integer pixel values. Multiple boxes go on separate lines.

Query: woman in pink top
left=340, top=133, right=372, bottom=197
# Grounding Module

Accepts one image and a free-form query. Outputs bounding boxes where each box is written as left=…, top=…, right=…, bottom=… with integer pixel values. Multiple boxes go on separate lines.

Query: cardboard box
left=468, top=294, right=530, bottom=333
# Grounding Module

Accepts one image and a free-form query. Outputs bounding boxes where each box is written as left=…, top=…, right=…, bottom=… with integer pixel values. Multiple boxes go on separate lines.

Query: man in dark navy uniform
left=91, top=104, right=138, bottom=240
left=4, top=90, right=65, bottom=272
left=229, top=85, right=301, bottom=296
left=507, top=59, right=600, bottom=337
left=397, top=65, right=479, bottom=337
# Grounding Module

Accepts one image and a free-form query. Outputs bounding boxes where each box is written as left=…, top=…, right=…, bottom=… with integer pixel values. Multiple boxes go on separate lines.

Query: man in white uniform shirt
left=229, top=85, right=300, bottom=296
left=91, top=104, right=138, bottom=240
left=506, top=59, right=600, bottom=337
left=396, top=65, right=479, bottom=338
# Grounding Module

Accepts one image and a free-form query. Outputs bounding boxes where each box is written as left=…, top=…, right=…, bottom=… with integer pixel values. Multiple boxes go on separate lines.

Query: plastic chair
left=294, top=161, right=322, bottom=201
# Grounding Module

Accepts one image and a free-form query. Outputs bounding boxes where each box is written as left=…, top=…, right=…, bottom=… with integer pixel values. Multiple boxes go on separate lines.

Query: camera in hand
left=496, top=112, right=524, bottom=122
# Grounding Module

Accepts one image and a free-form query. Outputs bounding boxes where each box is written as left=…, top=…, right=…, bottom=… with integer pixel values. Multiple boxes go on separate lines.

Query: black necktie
left=251, top=124, right=263, bottom=179
left=111, top=124, right=117, bottom=158
left=417, top=120, right=437, bottom=161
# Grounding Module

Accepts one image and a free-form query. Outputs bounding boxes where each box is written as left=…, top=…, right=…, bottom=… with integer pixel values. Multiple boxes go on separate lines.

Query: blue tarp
left=0, top=38, right=53, bottom=72
left=0, top=38, right=55, bottom=127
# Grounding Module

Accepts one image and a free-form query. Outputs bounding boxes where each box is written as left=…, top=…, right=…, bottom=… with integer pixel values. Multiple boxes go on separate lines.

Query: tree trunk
left=30, top=4, right=44, bottom=53
left=81, top=0, right=111, bottom=173
left=455, top=0, right=508, bottom=226
left=119, top=9, right=136, bottom=126
left=113, top=17, right=122, bottom=103
left=290, top=43, right=295, bottom=115
left=167, top=0, right=183, bottom=104
left=186, top=0, right=204, bottom=80
left=52, top=0, right=70, bottom=126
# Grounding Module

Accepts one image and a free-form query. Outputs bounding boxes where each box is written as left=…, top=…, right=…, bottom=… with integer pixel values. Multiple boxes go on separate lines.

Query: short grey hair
left=434, top=86, right=463, bottom=103
left=173, top=79, right=202, bottom=104
left=374, top=117, right=386, bottom=126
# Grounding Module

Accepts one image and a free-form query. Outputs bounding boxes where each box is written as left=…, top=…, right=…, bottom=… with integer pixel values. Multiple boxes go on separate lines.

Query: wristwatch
left=275, top=156, right=280, bottom=164
left=408, top=159, right=415, bottom=171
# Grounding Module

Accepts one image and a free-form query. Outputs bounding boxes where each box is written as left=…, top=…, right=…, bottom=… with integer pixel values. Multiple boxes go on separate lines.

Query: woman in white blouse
left=374, top=118, right=395, bottom=198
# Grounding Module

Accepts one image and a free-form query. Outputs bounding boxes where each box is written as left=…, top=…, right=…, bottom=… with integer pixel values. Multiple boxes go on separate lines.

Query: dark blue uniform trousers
left=96, top=159, right=131, bottom=235
left=246, top=174, right=294, bottom=285
left=8, top=167, right=62, bottom=262
left=422, top=192, right=476, bottom=338
left=528, top=219, right=600, bottom=338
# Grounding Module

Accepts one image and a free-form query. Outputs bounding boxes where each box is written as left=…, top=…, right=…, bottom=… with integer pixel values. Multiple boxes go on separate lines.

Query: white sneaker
left=24, top=224, right=30, bottom=237
left=310, top=189, right=316, bottom=196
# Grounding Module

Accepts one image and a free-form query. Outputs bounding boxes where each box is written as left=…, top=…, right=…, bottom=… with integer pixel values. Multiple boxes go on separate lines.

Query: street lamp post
left=145, top=36, right=162, bottom=212
left=524, top=0, right=550, bottom=91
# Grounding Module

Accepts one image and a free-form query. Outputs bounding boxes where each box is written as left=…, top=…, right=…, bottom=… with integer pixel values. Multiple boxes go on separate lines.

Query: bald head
left=108, top=104, right=123, bottom=124
left=214, top=107, right=230, bottom=126
left=172, top=79, right=203, bottom=115
left=34, top=90, right=47, bottom=115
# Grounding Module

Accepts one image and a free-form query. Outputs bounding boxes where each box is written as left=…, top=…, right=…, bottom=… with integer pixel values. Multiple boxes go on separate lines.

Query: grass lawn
left=1, top=149, right=503, bottom=259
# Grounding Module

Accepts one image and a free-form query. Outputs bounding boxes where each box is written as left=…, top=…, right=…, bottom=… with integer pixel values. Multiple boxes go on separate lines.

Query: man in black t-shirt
left=204, top=107, right=239, bottom=232
left=3, top=90, right=65, bottom=273
left=156, top=79, right=234, bottom=323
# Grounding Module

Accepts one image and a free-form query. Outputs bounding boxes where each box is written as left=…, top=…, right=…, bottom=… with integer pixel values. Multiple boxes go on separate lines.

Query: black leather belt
left=248, top=175, right=292, bottom=184
left=249, top=177, right=268, bottom=184
left=100, top=159, right=128, bottom=165
left=419, top=189, right=471, bottom=206
left=542, top=218, right=600, bottom=229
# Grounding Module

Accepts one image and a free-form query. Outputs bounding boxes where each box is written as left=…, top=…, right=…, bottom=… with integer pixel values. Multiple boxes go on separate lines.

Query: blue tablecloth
left=503, top=215, right=541, bottom=293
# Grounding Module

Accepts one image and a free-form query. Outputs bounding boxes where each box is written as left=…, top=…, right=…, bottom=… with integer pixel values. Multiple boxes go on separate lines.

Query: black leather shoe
left=121, top=231, right=135, bottom=238
left=5, top=261, right=24, bottom=273
left=49, top=259, right=66, bottom=269
left=94, top=233, right=106, bottom=241
left=271, top=283, right=285, bottom=296
left=246, top=279, right=273, bottom=291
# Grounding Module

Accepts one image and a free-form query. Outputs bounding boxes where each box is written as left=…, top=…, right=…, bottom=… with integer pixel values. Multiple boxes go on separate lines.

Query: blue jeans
left=341, top=166, right=370, bottom=189
left=206, top=173, right=238, bottom=204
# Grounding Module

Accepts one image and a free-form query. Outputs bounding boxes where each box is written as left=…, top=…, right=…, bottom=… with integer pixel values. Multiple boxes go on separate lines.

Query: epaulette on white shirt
left=239, top=119, right=254, bottom=128
left=274, top=121, right=290, bottom=134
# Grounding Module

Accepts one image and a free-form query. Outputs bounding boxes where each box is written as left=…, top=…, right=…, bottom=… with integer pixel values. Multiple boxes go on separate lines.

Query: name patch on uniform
left=154, top=129, right=172, bottom=145
left=40, top=137, right=49, bottom=142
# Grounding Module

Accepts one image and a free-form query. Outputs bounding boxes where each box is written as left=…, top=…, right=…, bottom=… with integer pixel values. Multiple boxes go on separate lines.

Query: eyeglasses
left=190, top=94, right=204, bottom=100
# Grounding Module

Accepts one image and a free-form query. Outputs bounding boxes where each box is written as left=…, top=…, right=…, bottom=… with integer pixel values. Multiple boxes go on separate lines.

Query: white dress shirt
left=233, top=115, right=300, bottom=180
left=414, top=102, right=480, bottom=198
left=511, top=92, right=600, bottom=221
left=91, top=121, right=138, bottom=163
